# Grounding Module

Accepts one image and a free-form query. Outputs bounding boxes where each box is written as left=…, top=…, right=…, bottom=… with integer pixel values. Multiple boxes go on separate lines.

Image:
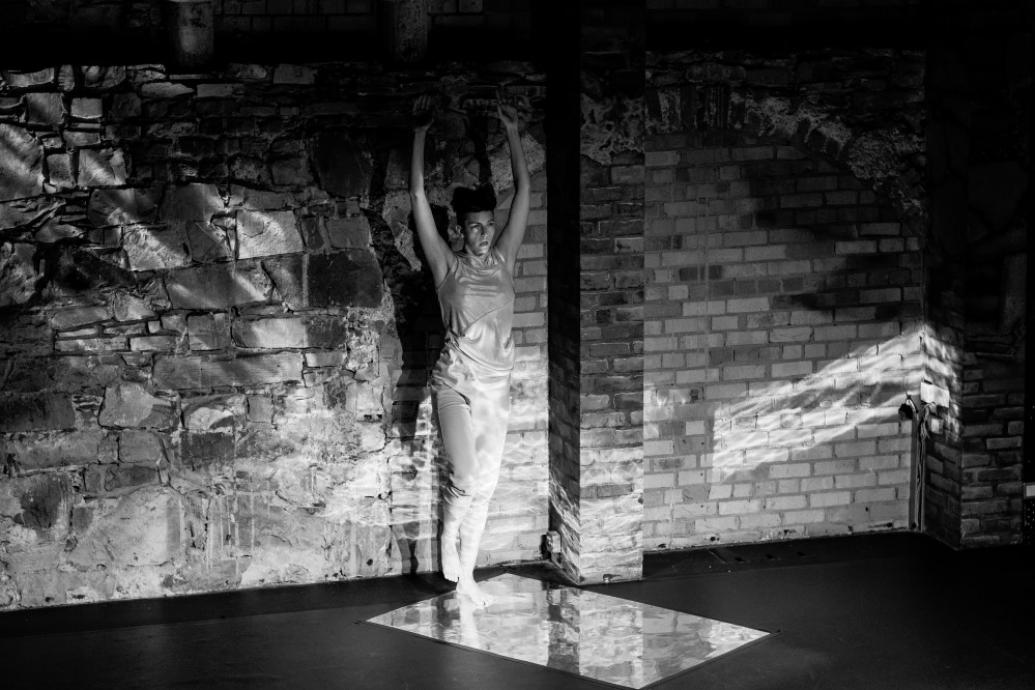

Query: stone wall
left=641, top=49, right=926, bottom=548
left=0, top=60, right=549, bottom=608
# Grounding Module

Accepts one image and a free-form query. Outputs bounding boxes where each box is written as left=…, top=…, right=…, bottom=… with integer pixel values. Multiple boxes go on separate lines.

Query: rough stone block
left=68, top=488, right=181, bottom=569
left=62, top=129, right=101, bottom=147
left=98, top=382, right=179, bottom=429
left=307, top=251, right=384, bottom=308
left=0, top=124, right=44, bottom=201
left=165, top=262, right=273, bottom=309
left=71, top=97, right=103, bottom=120
left=130, top=335, right=176, bottom=351
left=0, top=355, right=120, bottom=394
left=1, top=473, right=74, bottom=544
left=1, top=68, right=55, bottom=88
left=110, top=92, right=142, bottom=119
left=122, top=224, right=191, bottom=272
left=111, top=292, right=156, bottom=321
left=262, top=255, right=305, bottom=310
left=24, top=92, right=64, bottom=126
left=247, top=395, right=274, bottom=423
left=236, top=209, right=304, bottom=259
left=0, top=197, right=61, bottom=231
left=232, top=317, right=307, bottom=349
left=305, top=351, right=347, bottom=368
left=270, top=157, right=313, bottom=187
left=104, top=465, right=160, bottom=491
left=228, top=185, right=294, bottom=211
left=187, top=313, right=230, bottom=350
left=272, top=64, right=317, bottom=85
left=183, top=395, right=245, bottom=431
left=326, top=215, right=372, bottom=249
left=82, top=65, right=127, bottom=90
left=181, top=432, right=235, bottom=469
left=0, top=394, right=76, bottom=432
left=119, top=430, right=166, bottom=463
left=140, top=82, right=193, bottom=99
left=0, top=243, right=40, bottom=307
left=227, top=63, right=268, bottom=81
left=232, top=316, right=350, bottom=350
left=314, top=132, right=371, bottom=198
left=88, top=187, right=159, bottom=227
left=44, top=152, right=75, bottom=190
left=77, top=149, right=128, bottom=187
left=160, top=183, right=224, bottom=222
left=0, top=430, right=105, bottom=469
left=153, top=353, right=303, bottom=389
left=185, top=221, right=232, bottom=262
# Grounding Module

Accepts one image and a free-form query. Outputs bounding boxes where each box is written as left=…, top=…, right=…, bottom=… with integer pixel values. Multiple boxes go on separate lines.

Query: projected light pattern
left=705, top=328, right=921, bottom=481
left=367, top=573, right=770, bottom=689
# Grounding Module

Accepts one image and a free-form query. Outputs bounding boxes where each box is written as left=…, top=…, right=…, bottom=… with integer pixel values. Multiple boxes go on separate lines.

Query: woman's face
left=459, top=210, right=495, bottom=256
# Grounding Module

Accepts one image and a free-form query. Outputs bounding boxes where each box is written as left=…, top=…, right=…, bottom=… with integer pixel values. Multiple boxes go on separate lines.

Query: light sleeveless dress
left=431, top=247, right=515, bottom=397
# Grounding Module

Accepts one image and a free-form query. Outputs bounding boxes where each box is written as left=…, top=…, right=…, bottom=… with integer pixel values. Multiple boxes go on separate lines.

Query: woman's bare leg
left=436, top=388, right=478, bottom=582
left=454, top=380, right=510, bottom=607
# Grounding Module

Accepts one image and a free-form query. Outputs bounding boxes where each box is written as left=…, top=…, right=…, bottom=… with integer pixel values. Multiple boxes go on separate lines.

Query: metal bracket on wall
left=1023, top=490, right=1035, bottom=547
left=899, top=395, right=938, bottom=532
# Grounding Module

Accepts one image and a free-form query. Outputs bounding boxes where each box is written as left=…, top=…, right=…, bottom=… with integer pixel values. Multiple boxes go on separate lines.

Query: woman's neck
left=462, top=249, right=491, bottom=265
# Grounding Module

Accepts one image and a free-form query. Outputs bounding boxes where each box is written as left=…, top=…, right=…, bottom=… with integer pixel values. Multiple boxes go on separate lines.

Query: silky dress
left=432, top=246, right=515, bottom=398
left=431, top=246, right=514, bottom=561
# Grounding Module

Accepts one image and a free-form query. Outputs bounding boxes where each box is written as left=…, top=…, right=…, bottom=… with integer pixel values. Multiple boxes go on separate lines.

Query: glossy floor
left=367, top=572, right=770, bottom=688
left=1, top=533, right=1032, bottom=689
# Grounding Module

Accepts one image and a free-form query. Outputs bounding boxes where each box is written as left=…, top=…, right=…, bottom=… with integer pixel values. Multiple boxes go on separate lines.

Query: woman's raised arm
left=410, top=95, right=455, bottom=286
left=492, top=99, right=530, bottom=275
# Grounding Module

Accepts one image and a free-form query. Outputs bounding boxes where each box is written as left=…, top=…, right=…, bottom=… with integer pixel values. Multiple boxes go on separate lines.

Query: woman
left=409, top=92, right=530, bottom=607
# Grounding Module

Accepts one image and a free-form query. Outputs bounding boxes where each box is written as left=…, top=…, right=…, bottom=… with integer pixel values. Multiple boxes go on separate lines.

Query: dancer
left=409, top=92, right=530, bottom=607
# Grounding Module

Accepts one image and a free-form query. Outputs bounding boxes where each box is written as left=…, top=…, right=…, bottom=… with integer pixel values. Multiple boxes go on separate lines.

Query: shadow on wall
left=643, top=135, right=924, bottom=550
left=364, top=103, right=521, bottom=574
left=365, top=193, right=448, bottom=576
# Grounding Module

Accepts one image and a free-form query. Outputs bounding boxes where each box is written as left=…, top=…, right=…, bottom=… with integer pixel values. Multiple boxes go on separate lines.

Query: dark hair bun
left=451, top=184, right=497, bottom=221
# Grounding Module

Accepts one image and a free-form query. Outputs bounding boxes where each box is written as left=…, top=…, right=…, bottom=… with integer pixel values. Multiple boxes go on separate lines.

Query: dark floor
left=1, top=532, right=1032, bottom=689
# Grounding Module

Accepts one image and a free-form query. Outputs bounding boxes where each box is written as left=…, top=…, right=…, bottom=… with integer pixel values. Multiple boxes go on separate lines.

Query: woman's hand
left=413, top=94, right=435, bottom=133
left=496, top=96, right=521, bottom=132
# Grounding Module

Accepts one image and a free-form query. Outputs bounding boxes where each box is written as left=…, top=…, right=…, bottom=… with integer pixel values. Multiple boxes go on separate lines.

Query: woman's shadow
left=366, top=107, right=493, bottom=589
left=365, top=163, right=454, bottom=588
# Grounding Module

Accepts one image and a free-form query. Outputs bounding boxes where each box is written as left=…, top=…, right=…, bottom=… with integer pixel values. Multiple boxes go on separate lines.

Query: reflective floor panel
left=366, top=573, right=772, bottom=689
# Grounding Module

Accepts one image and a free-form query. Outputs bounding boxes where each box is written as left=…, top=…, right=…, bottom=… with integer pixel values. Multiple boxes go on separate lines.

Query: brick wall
left=642, top=49, right=926, bottom=549
left=0, top=61, right=548, bottom=608
left=215, top=0, right=378, bottom=34
left=643, top=136, right=921, bottom=548
left=543, top=0, right=646, bottom=585
left=4, top=0, right=531, bottom=40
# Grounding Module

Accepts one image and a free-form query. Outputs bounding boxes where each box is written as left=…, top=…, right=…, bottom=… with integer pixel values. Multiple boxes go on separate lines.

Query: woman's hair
left=451, top=184, right=497, bottom=224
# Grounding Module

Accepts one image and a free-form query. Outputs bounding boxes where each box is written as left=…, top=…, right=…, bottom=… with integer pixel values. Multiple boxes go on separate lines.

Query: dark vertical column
left=1023, top=0, right=1035, bottom=546
left=545, top=0, right=585, bottom=582
left=923, top=2, right=1030, bottom=548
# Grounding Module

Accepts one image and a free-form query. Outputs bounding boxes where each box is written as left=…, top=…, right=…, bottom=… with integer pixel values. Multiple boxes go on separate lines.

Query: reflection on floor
left=367, top=573, right=771, bottom=689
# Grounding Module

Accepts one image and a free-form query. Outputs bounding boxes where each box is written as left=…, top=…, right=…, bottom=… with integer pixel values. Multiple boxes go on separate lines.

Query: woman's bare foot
left=442, top=538, right=461, bottom=582
left=456, top=575, right=493, bottom=607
